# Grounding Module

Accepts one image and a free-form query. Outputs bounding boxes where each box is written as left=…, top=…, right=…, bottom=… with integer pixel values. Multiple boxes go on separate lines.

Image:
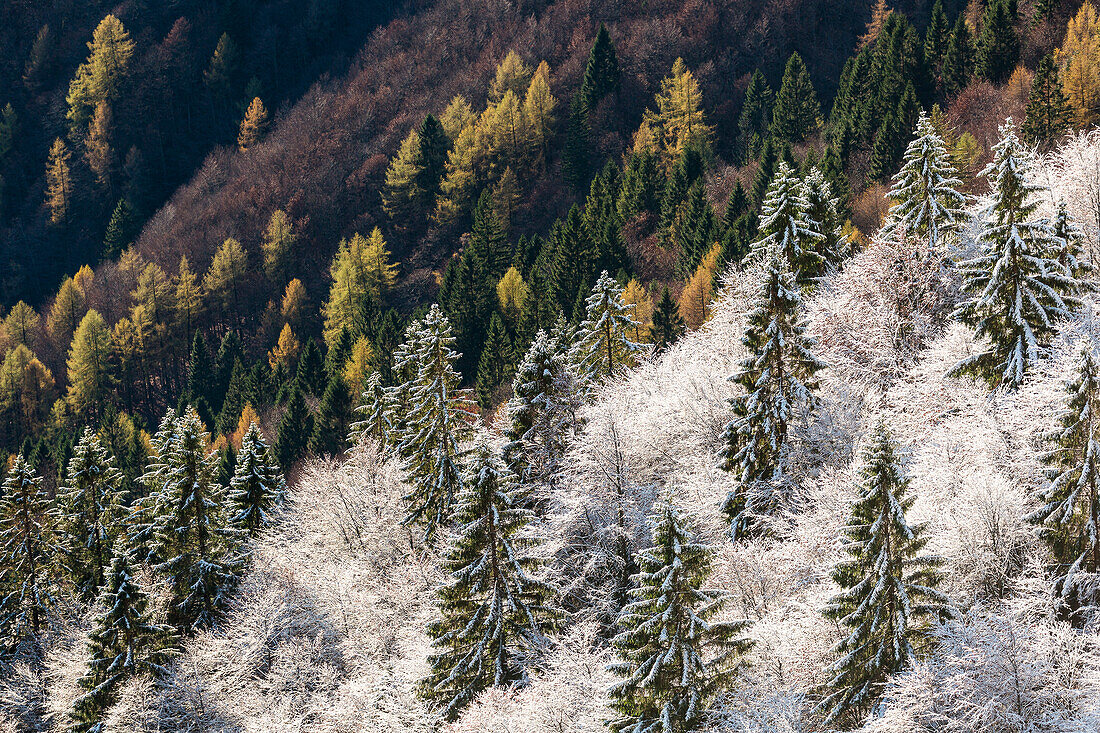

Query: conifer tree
left=323, top=229, right=398, bottom=344
left=261, top=209, right=296, bottom=282
left=737, top=69, right=774, bottom=161
left=204, top=33, right=237, bottom=104
left=470, top=189, right=511, bottom=279
left=942, top=15, right=974, bottom=97
left=976, top=0, right=1019, bottom=85
left=771, top=52, right=820, bottom=144
left=570, top=271, right=643, bottom=386
left=0, top=455, right=55, bottom=650
left=102, top=198, right=136, bottom=259
left=85, top=101, right=115, bottom=190
left=127, top=410, right=180, bottom=563
left=523, top=63, right=558, bottom=169
left=309, top=370, right=353, bottom=456
left=296, top=338, right=327, bottom=396
left=868, top=111, right=902, bottom=182
left=1023, top=54, right=1072, bottom=148
left=349, top=371, right=391, bottom=447
left=617, top=150, right=661, bottom=220
left=821, top=422, right=948, bottom=726
left=382, top=127, right=425, bottom=222
left=230, top=422, right=285, bottom=535
left=416, top=114, right=449, bottom=205
left=1058, top=1, right=1100, bottom=128
left=924, top=0, right=949, bottom=70
left=1050, top=200, right=1092, bottom=283
left=562, top=91, right=593, bottom=191
left=45, top=137, right=72, bottom=225
left=475, top=312, right=511, bottom=410
left=237, top=97, right=268, bottom=151
left=203, top=237, right=247, bottom=321
left=750, top=137, right=779, bottom=206
left=720, top=252, right=824, bottom=538
left=952, top=119, right=1082, bottom=390
left=70, top=547, right=174, bottom=732
left=4, top=301, right=40, bottom=349
left=398, top=306, right=476, bottom=537
left=653, top=58, right=713, bottom=167
left=651, top=286, right=686, bottom=352
left=56, top=428, right=124, bottom=601
left=751, top=161, right=825, bottom=287
left=275, top=386, right=314, bottom=469
left=608, top=500, right=752, bottom=733
left=580, top=23, right=620, bottom=111
left=420, top=440, right=557, bottom=720
left=65, top=15, right=134, bottom=132
left=66, top=310, right=113, bottom=418
left=884, top=111, right=967, bottom=251
left=802, top=166, right=849, bottom=267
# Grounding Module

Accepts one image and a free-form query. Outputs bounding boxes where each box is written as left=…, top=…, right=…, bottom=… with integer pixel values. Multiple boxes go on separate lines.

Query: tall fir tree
left=579, top=23, right=621, bottom=110
left=275, top=386, right=314, bottom=469
left=770, top=52, right=820, bottom=144
left=802, top=166, right=849, bottom=268
left=941, top=15, right=974, bottom=97
left=420, top=440, right=557, bottom=720
left=296, top=338, right=327, bottom=397
left=1023, top=54, right=1073, bottom=148
left=562, top=91, right=593, bottom=191
left=608, top=500, right=752, bottom=733
left=952, top=119, right=1082, bottom=390
left=475, top=312, right=511, bottom=410
left=821, top=422, right=948, bottom=726
left=0, top=455, right=55, bottom=651
left=720, top=252, right=824, bottom=539
left=349, top=371, right=391, bottom=448
left=569, top=271, right=644, bottom=387
left=737, top=69, right=774, bottom=162
left=102, top=198, right=136, bottom=260
left=230, top=422, right=285, bottom=535
left=651, top=285, right=686, bottom=353
left=976, top=0, right=1019, bottom=85
left=751, top=161, right=825, bottom=287
left=309, top=370, right=353, bottom=456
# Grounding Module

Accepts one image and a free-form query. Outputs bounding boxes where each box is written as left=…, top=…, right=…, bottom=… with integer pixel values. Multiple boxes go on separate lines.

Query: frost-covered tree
left=1027, top=347, right=1100, bottom=624
left=1050, top=199, right=1092, bottom=283
left=952, top=118, right=1083, bottom=390
left=503, top=329, right=579, bottom=489
left=420, top=440, right=557, bottom=720
left=149, top=409, right=243, bottom=631
left=750, top=161, right=825, bottom=287
left=349, top=371, right=392, bottom=448
left=720, top=252, right=824, bottom=538
left=821, top=422, right=948, bottom=727
left=126, top=409, right=179, bottom=563
left=398, top=305, right=476, bottom=538
left=803, top=165, right=849, bottom=268
left=884, top=111, right=968, bottom=252
left=70, top=546, right=174, bottom=732
left=0, top=455, right=55, bottom=651
left=570, top=271, right=643, bottom=387
left=608, top=500, right=752, bottom=733
left=55, top=428, right=125, bottom=601
left=229, top=422, right=285, bottom=536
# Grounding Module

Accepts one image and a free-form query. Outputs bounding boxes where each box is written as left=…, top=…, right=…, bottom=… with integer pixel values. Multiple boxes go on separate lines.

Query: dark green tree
left=470, top=189, right=510, bottom=280
left=924, top=0, right=950, bottom=72
left=475, top=312, right=511, bottom=410
left=1023, top=54, right=1072, bottom=149
left=102, top=198, right=136, bottom=260
left=0, top=455, right=56, bottom=651
left=651, top=286, right=685, bottom=353
left=976, top=0, right=1019, bottom=85
left=751, top=136, right=779, bottom=206
left=579, top=23, right=620, bottom=110
left=309, top=371, right=354, bottom=456
left=737, top=69, right=774, bottom=161
left=770, top=52, right=820, bottom=144
left=415, top=113, right=449, bottom=206
left=942, top=15, right=974, bottom=97
left=562, top=92, right=592, bottom=191
left=296, top=338, right=327, bottom=397
left=229, top=422, right=285, bottom=535
left=275, top=387, right=314, bottom=469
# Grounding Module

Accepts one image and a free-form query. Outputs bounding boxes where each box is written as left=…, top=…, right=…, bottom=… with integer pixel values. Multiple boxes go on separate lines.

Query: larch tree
left=821, top=422, right=948, bottom=727
left=229, top=422, right=285, bottom=535
left=4, top=301, right=40, bottom=349
left=174, top=256, right=203, bottom=350
left=569, top=271, right=644, bottom=387
left=261, top=209, right=296, bottom=282
left=952, top=119, right=1082, bottom=390
left=55, top=428, right=125, bottom=601
left=202, top=237, right=247, bottom=323
left=382, top=127, right=424, bottom=222
left=420, top=439, right=557, bottom=720
left=0, top=455, right=56, bottom=651
left=398, top=305, right=476, bottom=538
left=85, top=101, right=115, bottom=190
left=268, top=322, right=300, bottom=371
left=497, top=266, right=530, bottom=326
left=1026, top=346, right=1100, bottom=625
left=45, top=137, right=72, bottom=225
left=678, top=243, right=721, bottom=331
left=66, top=310, right=113, bottom=418
left=0, top=344, right=55, bottom=440
left=884, top=111, right=968, bottom=252
left=1024, top=54, right=1073, bottom=148
left=751, top=160, right=825, bottom=287
left=1057, top=0, right=1100, bottom=127
left=65, top=14, right=134, bottom=132
left=608, top=500, right=752, bottom=733
left=523, top=61, right=557, bottom=169
left=653, top=58, right=713, bottom=168
left=770, top=52, right=820, bottom=144
left=489, top=50, right=533, bottom=103
left=69, top=547, right=174, bottom=733
left=237, top=96, right=269, bottom=151
left=720, top=251, right=824, bottom=539
left=322, top=228, right=398, bottom=345
left=47, top=275, right=87, bottom=355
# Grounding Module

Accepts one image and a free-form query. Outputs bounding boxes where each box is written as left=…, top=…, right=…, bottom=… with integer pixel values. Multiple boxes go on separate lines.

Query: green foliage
left=102, top=198, right=136, bottom=260
left=275, top=386, right=314, bottom=469
left=65, top=15, right=134, bottom=132
left=475, top=312, right=511, bottom=410
left=230, top=422, right=285, bottom=534
left=309, top=370, right=353, bottom=456
left=1024, top=54, right=1073, bottom=148
left=580, top=23, right=621, bottom=111
left=0, top=455, right=55, bottom=650
left=737, top=69, right=774, bottom=162
left=770, top=52, right=820, bottom=144
left=569, top=271, right=643, bottom=386
left=976, top=0, right=1019, bottom=85
left=942, top=15, right=974, bottom=97
left=651, top=286, right=685, bottom=353
left=296, top=338, right=327, bottom=397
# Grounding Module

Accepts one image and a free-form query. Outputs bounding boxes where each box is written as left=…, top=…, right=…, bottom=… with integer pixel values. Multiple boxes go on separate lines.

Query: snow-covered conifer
left=398, top=305, right=477, bottom=538
left=569, top=271, right=643, bottom=387
left=803, top=165, right=850, bottom=267
left=1027, top=346, right=1100, bottom=624
left=229, top=422, right=285, bottom=535
left=884, top=110, right=968, bottom=251
left=953, top=119, right=1083, bottom=390
left=70, top=545, right=174, bottom=732
left=0, top=454, right=56, bottom=651
left=608, top=500, right=752, bottom=733
left=55, top=428, right=124, bottom=600
left=720, top=251, right=824, bottom=538
left=126, top=409, right=179, bottom=564
left=821, top=422, right=949, bottom=727
left=1050, top=199, right=1092, bottom=283
left=750, top=160, right=825, bottom=287
left=349, top=371, right=391, bottom=448
left=420, top=439, right=557, bottom=720
left=150, top=409, right=244, bottom=631
left=504, top=329, right=579, bottom=490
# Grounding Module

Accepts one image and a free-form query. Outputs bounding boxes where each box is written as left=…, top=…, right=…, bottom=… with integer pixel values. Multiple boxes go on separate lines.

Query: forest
left=2, top=0, right=1100, bottom=731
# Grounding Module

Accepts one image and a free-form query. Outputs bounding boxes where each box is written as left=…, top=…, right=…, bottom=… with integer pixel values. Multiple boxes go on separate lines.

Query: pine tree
left=65, top=15, right=134, bottom=132
left=0, top=455, right=55, bottom=651
left=751, top=161, right=825, bottom=287
left=952, top=119, right=1082, bottom=390
left=579, top=23, right=620, bottom=111
left=942, top=15, right=974, bottom=97
left=884, top=110, right=967, bottom=251
left=56, top=428, right=124, bottom=601
left=651, top=286, right=686, bottom=352
left=70, top=547, right=174, bottom=732
left=1025, top=347, right=1100, bottom=624
left=608, top=500, right=752, bottom=733
left=770, top=52, right=820, bottom=144
left=230, top=422, right=285, bottom=535
left=1023, top=54, right=1072, bottom=149
left=398, top=306, right=476, bottom=537
left=45, top=137, right=72, bottom=225
left=821, top=422, right=948, bottom=726
left=420, top=440, right=557, bottom=720
left=720, top=252, right=824, bottom=539
left=976, top=0, right=1019, bottom=85
left=737, top=69, right=774, bottom=162
left=275, top=386, right=314, bottom=470
left=569, top=271, right=643, bottom=386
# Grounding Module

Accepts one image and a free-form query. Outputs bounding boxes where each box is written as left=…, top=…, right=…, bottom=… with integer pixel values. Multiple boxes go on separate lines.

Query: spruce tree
left=55, top=428, right=124, bottom=601
left=475, top=312, right=511, bottom=410
left=770, top=52, right=820, bottom=144
left=751, top=161, right=825, bottom=287
left=802, top=166, right=849, bottom=267
left=398, top=305, right=477, bottom=537
left=884, top=110, right=967, bottom=251
left=1026, top=347, right=1100, bottom=624
left=580, top=23, right=620, bottom=110
left=0, top=455, right=55, bottom=651
left=230, top=422, right=285, bottom=535
left=924, top=0, right=949, bottom=69
left=420, top=440, right=557, bottom=720
left=976, top=0, right=1019, bottom=85
left=309, top=370, right=353, bottom=456
left=415, top=114, right=449, bottom=207
left=720, top=252, right=824, bottom=539
left=751, top=136, right=779, bottom=206
left=102, top=198, right=136, bottom=260
left=275, top=386, right=314, bottom=469
left=737, top=69, right=774, bottom=162
left=952, top=119, right=1082, bottom=390
left=569, top=271, right=644, bottom=387
left=349, top=372, right=391, bottom=448
left=941, top=15, right=974, bottom=97
left=1050, top=200, right=1092, bottom=283
left=126, top=409, right=180, bottom=564
left=296, top=338, right=327, bottom=397
left=1023, top=54, right=1072, bottom=148
left=608, top=500, right=752, bottom=733
left=70, top=547, right=174, bottom=732
left=821, top=422, right=948, bottom=726
left=562, top=92, right=593, bottom=191
left=651, top=286, right=686, bottom=352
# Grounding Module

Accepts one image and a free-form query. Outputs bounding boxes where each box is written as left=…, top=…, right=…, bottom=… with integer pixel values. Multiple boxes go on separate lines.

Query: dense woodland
left=3, top=0, right=1100, bottom=731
